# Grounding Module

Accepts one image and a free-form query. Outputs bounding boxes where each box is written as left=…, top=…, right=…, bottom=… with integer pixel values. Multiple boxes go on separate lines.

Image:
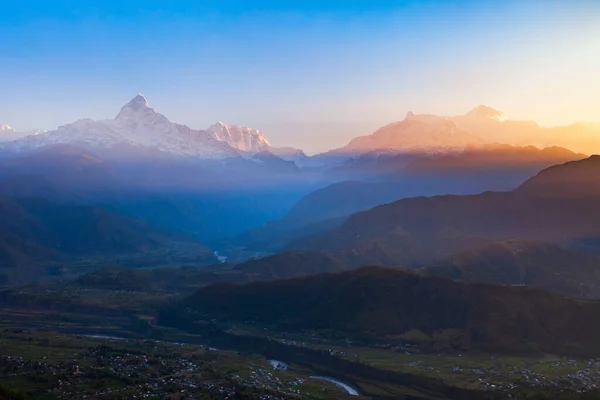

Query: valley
left=3, top=0, right=600, bottom=397
left=0, top=288, right=599, bottom=400
left=1, top=93, right=600, bottom=399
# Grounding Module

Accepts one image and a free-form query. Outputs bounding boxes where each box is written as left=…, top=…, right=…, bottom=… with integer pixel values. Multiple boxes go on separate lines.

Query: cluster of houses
left=0, top=339, right=331, bottom=400
left=231, top=367, right=309, bottom=398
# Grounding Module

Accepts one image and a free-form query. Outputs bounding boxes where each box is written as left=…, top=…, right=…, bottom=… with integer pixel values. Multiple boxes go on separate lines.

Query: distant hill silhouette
left=231, top=145, right=585, bottom=255
left=290, top=155, right=600, bottom=265
left=222, top=215, right=347, bottom=258
left=183, top=266, right=600, bottom=356
left=300, top=145, right=585, bottom=223
left=516, top=155, right=600, bottom=198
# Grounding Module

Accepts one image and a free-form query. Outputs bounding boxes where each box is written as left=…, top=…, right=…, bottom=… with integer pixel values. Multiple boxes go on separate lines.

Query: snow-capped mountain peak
left=206, top=122, right=270, bottom=153
left=0, top=124, right=14, bottom=132
left=114, top=93, right=160, bottom=123
left=404, top=111, right=457, bottom=126
left=129, top=93, right=151, bottom=109
left=465, top=105, right=507, bottom=122
left=0, top=95, right=272, bottom=159
left=117, top=93, right=152, bottom=114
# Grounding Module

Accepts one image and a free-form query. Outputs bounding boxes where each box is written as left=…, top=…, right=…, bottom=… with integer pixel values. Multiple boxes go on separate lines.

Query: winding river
left=310, top=376, right=360, bottom=396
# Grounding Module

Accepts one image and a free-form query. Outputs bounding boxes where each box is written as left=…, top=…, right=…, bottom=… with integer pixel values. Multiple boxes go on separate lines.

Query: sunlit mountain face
left=2, top=2, right=600, bottom=399
left=316, top=105, right=600, bottom=164
left=3, top=97, right=597, bottom=165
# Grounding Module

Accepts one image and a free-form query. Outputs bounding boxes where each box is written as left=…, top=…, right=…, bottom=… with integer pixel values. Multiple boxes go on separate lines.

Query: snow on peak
left=0, top=94, right=266, bottom=159
left=403, top=111, right=458, bottom=128
left=206, top=122, right=270, bottom=152
left=0, top=95, right=287, bottom=160
left=127, top=93, right=151, bottom=110
left=0, top=124, right=46, bottom=142
left=466, top=105, right=507, bottom=122
left=115, top=93, right=155, bottom=121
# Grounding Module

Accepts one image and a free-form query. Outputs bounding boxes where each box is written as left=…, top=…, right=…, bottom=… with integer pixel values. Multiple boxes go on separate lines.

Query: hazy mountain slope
left=283, top=181, right=391, bottom=225
left=114, top=188, right=309, bottom=242
left=267, top=146, right=308, bottom=164
left=0, top=196, right=216, bottom=265
left=220, top=215, right=347, bottom=261
left=14, top=199, right=175, bottom=255
left=290, top=156, right=600, bottom=266
left=234, top=145, right=584, bottom=254
left=183, top=266, right=600, bottom=356
left=0, top=142, right=311, bottom=242
left=423, top=240, right=600, bottom=298
left=251, top=151, right=300, bottom=173
left=0, top=174, right=79, bottom=201
left=0, top=144, right=121, bottom=199
left=0, top=171, right=309, bottom=244
left=0, top=230, right=63, bottom=269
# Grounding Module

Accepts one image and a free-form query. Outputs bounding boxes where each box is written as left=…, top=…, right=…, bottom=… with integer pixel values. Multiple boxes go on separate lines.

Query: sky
left=0, top=0, right=599, bottom=153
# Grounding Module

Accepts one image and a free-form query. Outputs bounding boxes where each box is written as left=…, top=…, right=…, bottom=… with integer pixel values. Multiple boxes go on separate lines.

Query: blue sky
left=1, top=0, right=599, bottom=152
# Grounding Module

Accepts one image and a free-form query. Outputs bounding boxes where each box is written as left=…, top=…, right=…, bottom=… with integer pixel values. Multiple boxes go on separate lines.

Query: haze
left=5, top=2, right=600, bottom=399
left=1, top=0, right=599, bottom=153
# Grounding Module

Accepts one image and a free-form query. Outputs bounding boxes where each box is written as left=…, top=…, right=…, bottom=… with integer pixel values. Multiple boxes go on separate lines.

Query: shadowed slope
left=183, top=266, right=600, bottom=356
left=290, top=156, right=600, bottom=265
left=423, top=240, right=600, bottom=298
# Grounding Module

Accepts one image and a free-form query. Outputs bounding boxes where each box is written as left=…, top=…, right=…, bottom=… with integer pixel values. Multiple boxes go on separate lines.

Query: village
left=236, top=325, right=600, bottom=395
left=0, top=333, right=345, bottom=400
left=3, top=325, right=600, bottom=399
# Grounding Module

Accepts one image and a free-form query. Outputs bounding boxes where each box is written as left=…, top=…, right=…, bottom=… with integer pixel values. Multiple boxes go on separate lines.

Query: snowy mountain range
left=206, top=122, right=270, bottom=153
left=0, top=124, right=45, bottom=143
left=2, top=97, right=599, bottom=167
left=326, top=105, right=600, bottom=160
left=343, top=112, right=485, bottom=154
left=0, top=94, right=299, bottom=161
left=336, top=105, right=538, bottom=155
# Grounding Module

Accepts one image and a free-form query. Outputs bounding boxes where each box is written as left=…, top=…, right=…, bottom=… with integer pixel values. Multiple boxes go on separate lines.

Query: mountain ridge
left=0, top=94, right=303, bottom=162
left=227, top=144, right=585, bottom=257
left=288, top=155, right=600, bottom=266
left=313, top=106, right=600, bottom=165
left=4, top=100, right=600, bottom=164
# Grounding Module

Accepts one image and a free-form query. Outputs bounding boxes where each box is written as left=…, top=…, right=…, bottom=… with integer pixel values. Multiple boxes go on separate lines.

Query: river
left=310, top=376, right=360, bottom=396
